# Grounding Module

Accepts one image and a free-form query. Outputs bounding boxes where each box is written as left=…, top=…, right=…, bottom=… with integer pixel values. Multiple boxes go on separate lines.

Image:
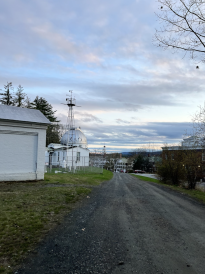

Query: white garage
left=0, top=105, right=50, bottom=181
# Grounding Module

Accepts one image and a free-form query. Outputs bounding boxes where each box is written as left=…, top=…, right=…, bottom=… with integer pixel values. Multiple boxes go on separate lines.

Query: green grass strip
left=131, top=174, right=160, bottom=183
left=131, top=174, right=205, bottom=204
left=44, top=169, right=113, bottom=186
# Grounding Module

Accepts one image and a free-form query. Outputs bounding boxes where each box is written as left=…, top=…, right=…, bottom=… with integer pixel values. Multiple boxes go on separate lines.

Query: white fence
left=45, top=156, right=103, bottom=174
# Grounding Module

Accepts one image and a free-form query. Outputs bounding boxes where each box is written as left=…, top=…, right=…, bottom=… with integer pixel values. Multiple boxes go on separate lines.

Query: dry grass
left=0, top=170, right=113, bottom=274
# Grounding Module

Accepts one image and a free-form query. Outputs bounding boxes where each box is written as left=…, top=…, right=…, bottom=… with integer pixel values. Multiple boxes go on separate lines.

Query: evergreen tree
left=0, top=82, right=14, bottom=105
left=46, top=123, right=61, bottom=146
left=14, top=85, right=26, bottom=107
left=31, top=96, right=60, bottom=145
left=31, top=96, right=59, bottom=122
left=133, top=155, right=144, bottom=170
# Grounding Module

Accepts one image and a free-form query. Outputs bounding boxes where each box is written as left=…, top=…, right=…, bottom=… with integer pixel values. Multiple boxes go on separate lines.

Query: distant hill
left=121, top=151, right=162, bottom=157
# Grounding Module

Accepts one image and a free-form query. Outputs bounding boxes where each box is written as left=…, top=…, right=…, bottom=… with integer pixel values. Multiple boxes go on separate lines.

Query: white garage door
left=0, top=131, right=38, bottom=173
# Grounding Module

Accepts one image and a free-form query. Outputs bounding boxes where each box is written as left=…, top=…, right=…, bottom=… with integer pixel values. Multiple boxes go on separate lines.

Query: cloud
left=116, top=119, right=130, bottom=124
left=75, top=111, right=103, bottom=123
left=0, top=0, right=204, bottom=152
left=79, top=121, right=192, bottom=151
left=32, top=24, right=102, bottom=64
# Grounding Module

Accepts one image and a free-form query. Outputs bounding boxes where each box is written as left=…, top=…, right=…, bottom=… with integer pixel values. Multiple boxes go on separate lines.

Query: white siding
left=0, top=132, right=38, bottom=173
left=45, top=146, right=89, bottom=167
left=0, top=122, right=47, bottom=181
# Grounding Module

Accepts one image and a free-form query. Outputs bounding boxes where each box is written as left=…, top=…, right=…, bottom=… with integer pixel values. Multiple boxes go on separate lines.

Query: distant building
left=162, top=136, right=204, bottom=154
left=89, top=152, right=106, bottom=168
left=115, top=157, right=132, bottom=172
left=45, top=127, right=89, bottom=169
left=45, top=93, right=90, bottom=171
left=89, top=151, right=123, bottom=170
left=0, top=105, right=50, bottom=181
left=161, top=136, right=205, bottom=179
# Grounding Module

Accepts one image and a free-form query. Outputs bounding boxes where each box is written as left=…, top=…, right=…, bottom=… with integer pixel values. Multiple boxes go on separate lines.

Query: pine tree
left=31, top=96, right=59, bottom=122
left=46, top=123, right=61, bottom=146
left=0, top=82, right=14, bottom=105
left=31, top=96, right=60, bottom=145
left=14, top=85, right=26, bottom=107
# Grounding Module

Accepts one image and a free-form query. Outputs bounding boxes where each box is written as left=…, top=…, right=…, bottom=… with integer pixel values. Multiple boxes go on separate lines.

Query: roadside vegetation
left=157, top=144, right=203, bottom=189
left=133, top=174, right=205, bottom=204
left=45, top=167, right=111, bottom=184
left=132, top=174, right=159, bottom=184
left=0, top=170, right=113, bottom=274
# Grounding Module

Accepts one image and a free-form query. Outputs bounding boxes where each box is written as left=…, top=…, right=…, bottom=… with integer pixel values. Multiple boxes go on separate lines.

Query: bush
left=157, top=164, right=170, bottom=183
left=157, top=162, right=185, bottom=186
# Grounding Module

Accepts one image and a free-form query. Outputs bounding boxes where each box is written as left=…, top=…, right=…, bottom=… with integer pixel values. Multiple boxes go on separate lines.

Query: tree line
left=0, top=82, right=61, bottom=145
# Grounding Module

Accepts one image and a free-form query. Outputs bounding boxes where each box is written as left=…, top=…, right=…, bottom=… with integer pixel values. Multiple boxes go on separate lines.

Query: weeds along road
left=17, top=173, right=205, bottom=274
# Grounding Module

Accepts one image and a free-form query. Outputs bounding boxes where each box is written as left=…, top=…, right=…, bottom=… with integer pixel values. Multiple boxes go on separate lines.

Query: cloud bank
left=0, top=0, right=204, bottom=151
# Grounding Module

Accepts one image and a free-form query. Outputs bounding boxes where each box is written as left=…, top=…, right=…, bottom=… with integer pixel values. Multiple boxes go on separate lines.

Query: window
left=77, top=152, right=80, bottom=161
left=58, top=152, right=60, bottom=162
left=202, top=153, right=205, bottom=162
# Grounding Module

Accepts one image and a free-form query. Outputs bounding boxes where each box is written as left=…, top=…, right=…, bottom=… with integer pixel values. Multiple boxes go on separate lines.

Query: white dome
left=60, top=128, right=88, bottom=148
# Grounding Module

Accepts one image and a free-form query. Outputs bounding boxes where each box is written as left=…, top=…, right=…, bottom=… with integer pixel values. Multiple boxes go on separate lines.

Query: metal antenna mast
left=66, top=90, right=76, bottom=131
left=65, top=90, right=76, bottom=171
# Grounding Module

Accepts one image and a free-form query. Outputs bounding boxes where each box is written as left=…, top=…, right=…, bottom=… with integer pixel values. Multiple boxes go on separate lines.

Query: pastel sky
left=0, top=0, right=204, bottom=152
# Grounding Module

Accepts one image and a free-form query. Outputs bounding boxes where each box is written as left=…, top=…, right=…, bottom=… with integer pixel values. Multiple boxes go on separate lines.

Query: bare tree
left=155, top=0, right=205, bottom=63
left=24, top=96, right=32, bottom=108
left=192, top=104, right=205, bottom=147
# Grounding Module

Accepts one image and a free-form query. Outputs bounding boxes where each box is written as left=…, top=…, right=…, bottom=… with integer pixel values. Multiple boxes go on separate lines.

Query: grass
left=131, top=174, right=160, bottom=184
left=132, top=174, right=205, bottom=204
left=0, top=170, right=113, bottom=273
left=44, top=169, right=113, bottom=186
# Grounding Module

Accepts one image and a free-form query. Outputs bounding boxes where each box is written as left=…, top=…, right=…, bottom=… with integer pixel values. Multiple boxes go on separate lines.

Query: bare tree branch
left=155, top=0, right=205, bottom=62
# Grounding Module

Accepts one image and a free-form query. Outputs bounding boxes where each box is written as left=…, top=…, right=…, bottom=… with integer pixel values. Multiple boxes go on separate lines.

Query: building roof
left=118, top=158, right=128, bottom=163
left=60, top=128, right=88, bottom=148
left=0, top=105, right=50, bottom=124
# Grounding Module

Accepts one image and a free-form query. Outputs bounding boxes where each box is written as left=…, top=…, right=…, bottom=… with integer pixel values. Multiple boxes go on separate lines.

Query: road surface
left=17, top=173, right=205, bottom=274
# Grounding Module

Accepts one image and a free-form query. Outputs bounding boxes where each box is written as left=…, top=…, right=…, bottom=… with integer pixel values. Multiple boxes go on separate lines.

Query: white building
left=45, top=127, right=89, bottom=169
left=163, top=136, right=203, bottom=151
left=0, top=105, right=50, bottom=181
left=115, top=157, right=132, bottom=172
left=89, top=151, right=106, bottom=168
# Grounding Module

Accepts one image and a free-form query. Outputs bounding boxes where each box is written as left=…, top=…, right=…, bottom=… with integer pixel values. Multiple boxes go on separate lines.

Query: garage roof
left=0, top=105, right=50, bottom=124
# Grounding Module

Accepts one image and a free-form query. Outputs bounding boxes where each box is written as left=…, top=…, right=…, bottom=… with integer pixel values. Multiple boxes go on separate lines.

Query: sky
left=0, top=0, right=205, bottom=152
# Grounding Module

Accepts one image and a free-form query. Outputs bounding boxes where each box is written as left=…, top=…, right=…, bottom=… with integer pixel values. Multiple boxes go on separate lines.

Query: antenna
left=62, top=91, right=85, bottom=172
left=66, top=90, right=76, bottom=130
left=64, top=90, right=77, bottom=172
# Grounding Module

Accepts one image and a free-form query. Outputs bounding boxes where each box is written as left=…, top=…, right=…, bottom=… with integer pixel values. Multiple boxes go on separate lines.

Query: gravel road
left=17, top=173, right=205, bottom=274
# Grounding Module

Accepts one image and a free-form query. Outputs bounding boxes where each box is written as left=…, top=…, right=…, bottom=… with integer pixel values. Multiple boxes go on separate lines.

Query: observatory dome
left=60, top=128, right=88, bottom=148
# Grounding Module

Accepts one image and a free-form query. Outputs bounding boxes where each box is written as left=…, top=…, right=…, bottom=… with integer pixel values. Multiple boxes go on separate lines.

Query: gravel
left=16, top=173, right=205, bottom=274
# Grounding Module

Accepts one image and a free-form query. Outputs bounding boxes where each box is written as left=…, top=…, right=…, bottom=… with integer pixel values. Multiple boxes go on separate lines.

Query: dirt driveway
left=17, top=173, right=205, bottom=274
